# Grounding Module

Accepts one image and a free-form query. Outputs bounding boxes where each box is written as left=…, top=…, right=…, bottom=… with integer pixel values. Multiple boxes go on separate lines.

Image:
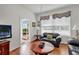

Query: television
left=0, top=25, right=12, bottom=39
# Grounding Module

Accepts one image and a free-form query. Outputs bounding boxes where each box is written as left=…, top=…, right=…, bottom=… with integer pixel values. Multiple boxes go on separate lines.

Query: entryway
left=20, top=18, right=30, bottom=44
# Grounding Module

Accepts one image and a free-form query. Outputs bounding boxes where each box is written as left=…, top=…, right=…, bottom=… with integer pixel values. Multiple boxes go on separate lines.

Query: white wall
left=36, top=5, right=79, bottom=44
left=0, top=4, right=36, bottom=51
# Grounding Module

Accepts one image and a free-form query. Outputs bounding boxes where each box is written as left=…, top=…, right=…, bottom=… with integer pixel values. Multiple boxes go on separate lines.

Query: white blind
left=41, top=16, right=70, bottom=36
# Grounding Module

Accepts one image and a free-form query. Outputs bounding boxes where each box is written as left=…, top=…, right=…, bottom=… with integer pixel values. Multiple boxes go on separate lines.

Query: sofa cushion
left=52, top=33, right=60, bottom=38
left=43, top=33, right=60, bottom=38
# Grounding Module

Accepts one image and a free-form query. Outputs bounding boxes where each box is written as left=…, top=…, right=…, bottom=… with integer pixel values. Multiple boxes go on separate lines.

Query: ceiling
left=23, top=4, right=69, bottom=14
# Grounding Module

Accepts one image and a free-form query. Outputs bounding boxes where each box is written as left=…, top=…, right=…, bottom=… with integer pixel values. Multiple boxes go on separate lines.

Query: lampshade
left=72, top=25, right=78, bottom=30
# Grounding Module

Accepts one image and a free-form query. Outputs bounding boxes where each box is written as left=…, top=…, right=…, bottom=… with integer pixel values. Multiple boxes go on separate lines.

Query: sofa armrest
left=55, top=36, right=61, bottom=48
left=68, top=39, right=79, bottom=47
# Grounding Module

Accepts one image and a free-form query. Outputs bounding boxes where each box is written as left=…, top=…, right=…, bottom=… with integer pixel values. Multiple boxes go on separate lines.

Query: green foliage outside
left=22, top=28, right=28, bottom=35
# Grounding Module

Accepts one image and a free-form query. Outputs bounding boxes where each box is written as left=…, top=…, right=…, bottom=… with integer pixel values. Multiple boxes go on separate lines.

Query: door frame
left=19, top=17, right=31, bottom=43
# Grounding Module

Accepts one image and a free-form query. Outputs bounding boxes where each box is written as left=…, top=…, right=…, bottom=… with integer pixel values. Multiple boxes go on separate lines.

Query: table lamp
left=72, top=25, right=79, bottom=39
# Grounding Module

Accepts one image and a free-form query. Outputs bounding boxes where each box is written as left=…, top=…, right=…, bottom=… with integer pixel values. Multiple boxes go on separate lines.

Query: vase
left=39, top=42, right=45, bottom=49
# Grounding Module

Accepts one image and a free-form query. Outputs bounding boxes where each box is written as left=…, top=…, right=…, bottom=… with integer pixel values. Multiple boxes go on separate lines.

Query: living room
left=0, top=4, right=79, bottom=55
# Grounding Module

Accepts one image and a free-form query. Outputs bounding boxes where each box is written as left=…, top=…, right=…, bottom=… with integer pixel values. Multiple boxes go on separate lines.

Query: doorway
left=20, top=18, right=30, bottom=44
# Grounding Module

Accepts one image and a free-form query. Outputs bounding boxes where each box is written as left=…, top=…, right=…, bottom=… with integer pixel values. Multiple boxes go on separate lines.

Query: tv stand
left=0, top=40, right=10, bottom=55
left=0, top=39, right=5, bottom=41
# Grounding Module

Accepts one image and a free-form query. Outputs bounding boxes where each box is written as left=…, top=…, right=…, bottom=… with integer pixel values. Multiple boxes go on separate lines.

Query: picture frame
left=32, top=22, right=36, bottom=27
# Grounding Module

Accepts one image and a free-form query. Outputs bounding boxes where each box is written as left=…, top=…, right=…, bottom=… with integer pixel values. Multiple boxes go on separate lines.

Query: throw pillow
left=47, top=34, right=52, bottom=40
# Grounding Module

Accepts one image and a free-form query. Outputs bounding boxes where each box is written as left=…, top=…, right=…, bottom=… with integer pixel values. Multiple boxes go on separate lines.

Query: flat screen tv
left=0, top=25, right=12, bottom=39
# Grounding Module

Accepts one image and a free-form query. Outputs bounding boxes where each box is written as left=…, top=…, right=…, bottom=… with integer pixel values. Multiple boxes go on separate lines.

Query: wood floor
left=10, top=40, right=69, bottom=55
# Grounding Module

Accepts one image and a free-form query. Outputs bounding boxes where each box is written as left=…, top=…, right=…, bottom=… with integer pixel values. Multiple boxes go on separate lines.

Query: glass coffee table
left=31, top=41, right=54, bottom=55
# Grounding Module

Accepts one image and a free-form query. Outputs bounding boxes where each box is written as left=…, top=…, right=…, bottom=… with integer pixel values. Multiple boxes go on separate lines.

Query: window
left=41, top=16, right=71, bottom=36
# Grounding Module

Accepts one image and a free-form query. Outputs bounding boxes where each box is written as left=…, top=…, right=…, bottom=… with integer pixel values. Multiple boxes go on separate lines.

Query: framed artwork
left=32, top=22, right=36, bottom=27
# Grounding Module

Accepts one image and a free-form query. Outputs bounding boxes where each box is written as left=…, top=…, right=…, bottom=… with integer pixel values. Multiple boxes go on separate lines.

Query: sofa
left=41, top=33, right=60, bottom=39
left=40, top=33, right=61, bottom=48
left=68, top=39, right=79, bottom=55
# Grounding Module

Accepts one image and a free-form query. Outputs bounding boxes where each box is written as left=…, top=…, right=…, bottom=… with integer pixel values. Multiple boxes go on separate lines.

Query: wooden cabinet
left=0, top=40, right=10, bottom=55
